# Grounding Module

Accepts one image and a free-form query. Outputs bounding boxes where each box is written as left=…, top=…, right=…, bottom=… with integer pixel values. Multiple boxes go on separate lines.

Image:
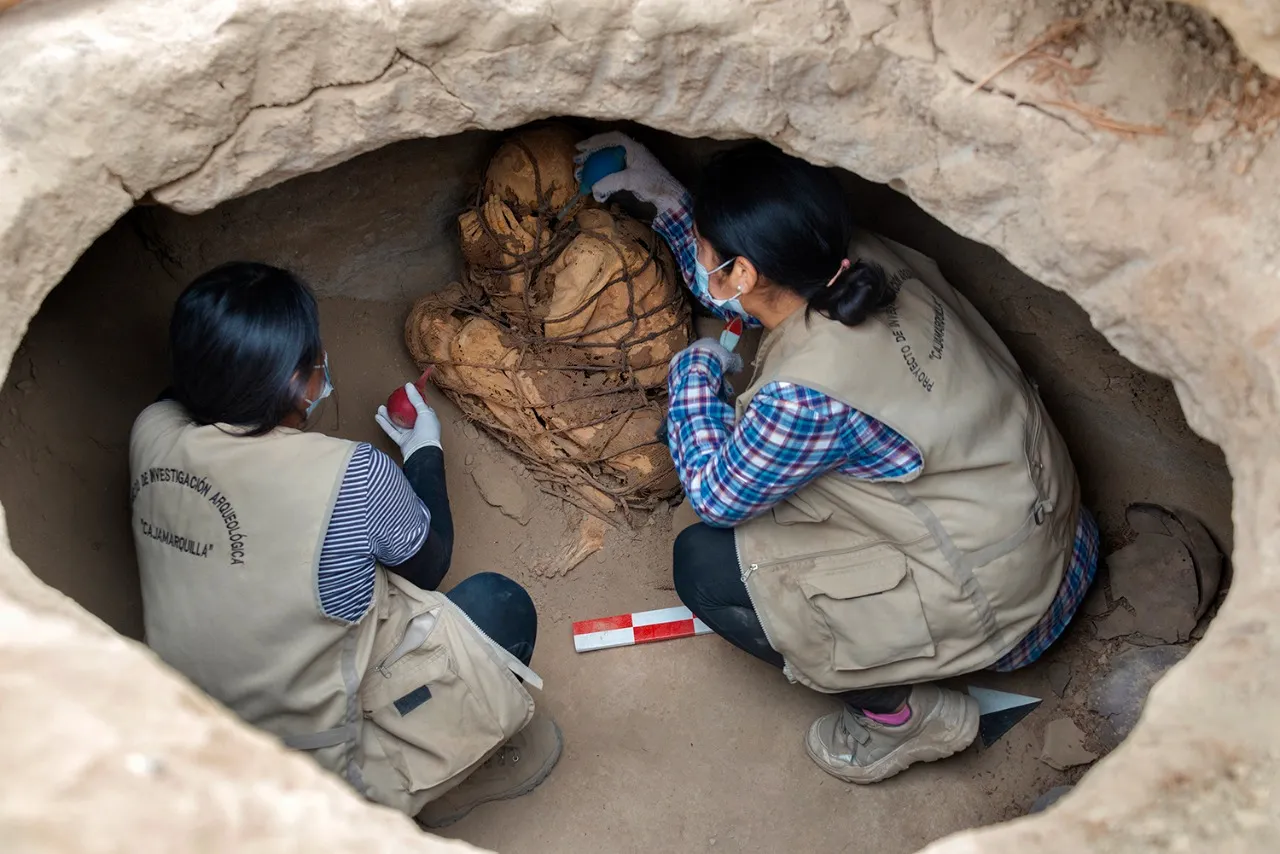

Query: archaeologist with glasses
left=578, top=135, right=1100, bottom=784
left=128, top=262, right=561, bottom=827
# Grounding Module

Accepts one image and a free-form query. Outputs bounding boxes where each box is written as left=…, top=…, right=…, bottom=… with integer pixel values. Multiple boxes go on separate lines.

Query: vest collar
left=753, top=305, right=811, bottom=371
left=211, top=421, right=303, bottom=438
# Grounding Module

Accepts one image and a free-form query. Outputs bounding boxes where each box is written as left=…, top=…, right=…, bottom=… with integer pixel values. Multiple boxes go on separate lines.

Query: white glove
left=575, top=132, right=688, bottom=213
left=375, top=383, right=442, bottom=461
left=674, top=337, right=744, bottom=377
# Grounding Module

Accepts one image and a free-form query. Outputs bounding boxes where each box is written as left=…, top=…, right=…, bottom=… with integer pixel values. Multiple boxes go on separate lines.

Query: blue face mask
left=695, top=257, right=748, bottom=318
left=304, top=353, right=333, bottom=419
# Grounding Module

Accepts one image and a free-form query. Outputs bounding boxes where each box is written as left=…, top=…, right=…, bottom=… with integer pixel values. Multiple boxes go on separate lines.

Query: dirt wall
left=1, top=0, right=1278, bottom=852
left=141, top=131, right=493, bottom=302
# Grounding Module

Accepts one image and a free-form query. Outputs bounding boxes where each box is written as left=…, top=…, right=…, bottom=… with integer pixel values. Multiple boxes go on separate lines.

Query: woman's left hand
left=376, top=384, right=442, bottom=461
left=575, top=132, right=686, bottom=212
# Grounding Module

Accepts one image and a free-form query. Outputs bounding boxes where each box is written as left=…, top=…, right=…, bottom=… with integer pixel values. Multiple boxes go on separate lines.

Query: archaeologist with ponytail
left=128, top=262, right=561, bottom=827
left=578, top=135, right=1100, bottom=784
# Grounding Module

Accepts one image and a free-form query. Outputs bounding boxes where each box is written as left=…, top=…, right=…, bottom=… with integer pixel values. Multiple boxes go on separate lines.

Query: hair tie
left=825, top=258, right=852, bottom=288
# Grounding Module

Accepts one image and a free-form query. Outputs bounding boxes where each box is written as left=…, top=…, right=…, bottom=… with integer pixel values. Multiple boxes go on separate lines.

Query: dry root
left=968, top=19, right=1085, bottom=96
left=1042, top=99, right=1166, bottom=136
left=968, top=17, right=1172, bottom=139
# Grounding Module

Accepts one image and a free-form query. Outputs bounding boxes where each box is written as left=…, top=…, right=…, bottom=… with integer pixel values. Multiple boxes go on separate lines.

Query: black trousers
left=672, top=522, right=910, bottom=714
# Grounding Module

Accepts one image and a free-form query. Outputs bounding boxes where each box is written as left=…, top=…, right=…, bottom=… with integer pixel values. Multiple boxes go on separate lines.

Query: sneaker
left=804, top=684, right=979, bottom=784
left=418, top=711, right=564, bottom=828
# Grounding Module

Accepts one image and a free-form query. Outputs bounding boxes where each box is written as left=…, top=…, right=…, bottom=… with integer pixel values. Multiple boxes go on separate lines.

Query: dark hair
left=169, top=262, right=323, bottom=436
left=694, top=142, right=894, bottom=327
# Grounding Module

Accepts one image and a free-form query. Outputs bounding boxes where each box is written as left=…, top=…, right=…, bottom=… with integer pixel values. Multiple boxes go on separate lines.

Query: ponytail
left=806, top=259, right=893, bottom=327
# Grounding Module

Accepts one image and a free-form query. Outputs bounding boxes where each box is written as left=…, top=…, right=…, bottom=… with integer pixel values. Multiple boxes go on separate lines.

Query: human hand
left=674, top=337, right=744, bottom=377
left=575, top=132, right=687, bottom=212
left=375, top=383, right=442, bottom=461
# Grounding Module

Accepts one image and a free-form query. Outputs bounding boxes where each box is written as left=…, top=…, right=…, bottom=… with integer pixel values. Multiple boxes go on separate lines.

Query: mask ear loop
left=710, top=256, right=736, bottom=275
left=302, top=353, right=339, bottom=432
left=319, top=353, right=340, bottom=431
left=313, top=383, right=341, bottom=432
left=707, top=256, right=742, bottom=300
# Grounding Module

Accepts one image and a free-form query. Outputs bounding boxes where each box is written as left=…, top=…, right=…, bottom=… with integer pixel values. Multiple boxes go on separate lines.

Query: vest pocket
left=362, top=640, right=507, bottom=795
left=772, top=494, right=832, bottom=525
left=798, top=548, right=936, bottom=671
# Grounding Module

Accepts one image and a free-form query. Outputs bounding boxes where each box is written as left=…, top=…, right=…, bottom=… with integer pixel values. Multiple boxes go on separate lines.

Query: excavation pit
left=0, top=124, right=1235, bottom=851
left=2, top=1, right=1278, bottom=852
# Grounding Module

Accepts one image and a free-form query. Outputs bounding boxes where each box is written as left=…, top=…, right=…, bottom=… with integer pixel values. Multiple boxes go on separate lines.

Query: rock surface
left=1080, top=581, right=1110, bottom=617
left=470, top=456, right=533, bottom=525
left=0, top=0, right=1277, bottom=853
left=1125, top=503, right=1225, bottom=620
left=1107, top=535, right=1199, bottom=643
left=1186, top=0, right=1280, bottom=77
left=1048, top=661, right=1072, bottom=698
left=1089, top=644, right=1191, bottom=750
left=1029, top=785, right=1075, bottom=814
left=1094, top=607, right=1138, bottom=640
left=1040, top=718, right=1098, bottom=771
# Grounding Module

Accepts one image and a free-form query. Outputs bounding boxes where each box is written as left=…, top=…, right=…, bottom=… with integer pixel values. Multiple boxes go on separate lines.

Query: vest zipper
left=1021, top=383, right=1054, bottom=524
left=736, top=533, right=793, bottom=682
left=446, top=600, right=544, bottom=690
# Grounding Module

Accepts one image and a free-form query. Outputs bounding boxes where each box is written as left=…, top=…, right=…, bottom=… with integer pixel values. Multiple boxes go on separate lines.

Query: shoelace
left=484, top=743, right=522, bottom=768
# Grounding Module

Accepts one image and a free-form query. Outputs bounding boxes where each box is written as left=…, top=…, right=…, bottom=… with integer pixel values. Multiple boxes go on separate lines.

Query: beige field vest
left=736, top=232, right=1080, bottom=692
left=130, top=402, right=534, bottom=815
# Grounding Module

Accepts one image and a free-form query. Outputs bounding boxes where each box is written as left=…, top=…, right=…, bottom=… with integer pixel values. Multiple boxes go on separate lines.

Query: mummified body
left=405, top=126, right=691, bottom=515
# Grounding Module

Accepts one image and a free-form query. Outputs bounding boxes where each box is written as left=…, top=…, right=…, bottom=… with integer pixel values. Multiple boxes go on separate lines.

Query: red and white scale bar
left=572, top=606, right=712, bottom=652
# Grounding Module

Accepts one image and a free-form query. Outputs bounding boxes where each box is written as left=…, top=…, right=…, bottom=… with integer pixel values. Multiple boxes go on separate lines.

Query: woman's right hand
left=672, top=337, right=744, bottom=378
left=575, top=132, right=687, bottom=213
left=375, top=383, right=442, bottom=462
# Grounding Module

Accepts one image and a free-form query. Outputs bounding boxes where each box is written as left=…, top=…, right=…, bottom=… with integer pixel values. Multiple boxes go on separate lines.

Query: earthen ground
left=0, top=130, right=1233, bottom=852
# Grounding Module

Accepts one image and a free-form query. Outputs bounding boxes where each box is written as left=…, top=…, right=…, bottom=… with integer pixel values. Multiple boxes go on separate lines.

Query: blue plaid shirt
left=652, top=194, right=1098, bottom=670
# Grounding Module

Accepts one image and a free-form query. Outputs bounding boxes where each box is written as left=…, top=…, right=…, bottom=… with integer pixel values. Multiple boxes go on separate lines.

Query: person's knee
left=468, top=571, right=536, bottom=621
left=446, top=572, right=537, bottom=666
left=672, top=524, right=714, bottom=611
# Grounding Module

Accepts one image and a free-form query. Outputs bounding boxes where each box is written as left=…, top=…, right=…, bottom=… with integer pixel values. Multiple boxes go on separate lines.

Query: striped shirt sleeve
left=317, top=443, right=431, bottom=622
